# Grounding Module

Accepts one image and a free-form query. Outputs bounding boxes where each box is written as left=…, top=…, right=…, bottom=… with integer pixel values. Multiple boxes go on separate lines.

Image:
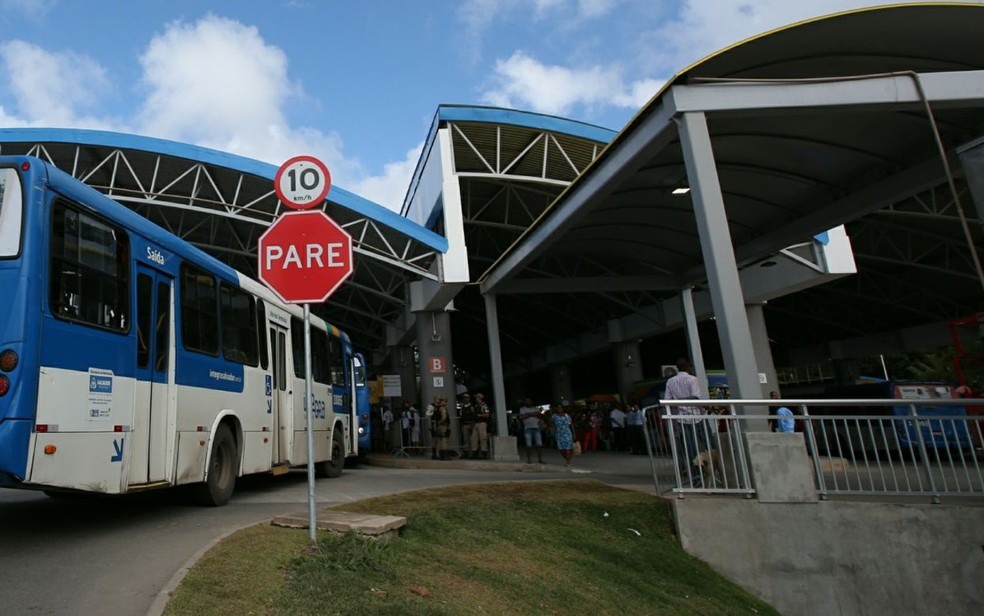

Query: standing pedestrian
left=551, top=404, right=576, bottom=470
left=403, top=400, right=421, bottom=453
left=472, top=392, right=491, bottom=459
left=519, top=398, right=544, bottom=464
left=664, top=358, right=707, bottom=487
left=381, top=406, right=395, bottom=453
left=609, top=404, right=627, bottom=452
left=626, top=404, right=645, bottom=454
left=458, top=393, right=478, bottom=458
left=431, top=397, right=451, bottom=460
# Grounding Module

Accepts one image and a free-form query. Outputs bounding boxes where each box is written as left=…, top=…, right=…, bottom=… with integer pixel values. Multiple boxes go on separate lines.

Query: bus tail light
left=0, top=349, right=17, bottom=372
left=0, top=375, right=8, bottom=397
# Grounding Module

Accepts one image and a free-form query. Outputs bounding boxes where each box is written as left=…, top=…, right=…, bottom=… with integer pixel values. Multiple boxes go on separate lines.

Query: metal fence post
left=664, top=407, right=685, bottom=497
left=801, top=404, right=826, bottom=500
left=641, top=406, right=662, bottom=495
left=909, top=403, right=939, bottom=503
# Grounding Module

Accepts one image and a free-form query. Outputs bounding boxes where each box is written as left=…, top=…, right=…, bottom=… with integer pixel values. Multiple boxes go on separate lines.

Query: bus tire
left=317, top=427, right=345, bottom=478
left=195, top=423, right=237, bottom=506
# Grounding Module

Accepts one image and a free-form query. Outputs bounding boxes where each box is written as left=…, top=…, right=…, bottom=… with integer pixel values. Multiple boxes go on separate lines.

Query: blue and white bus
left=0, top=156, right=368, bottom=505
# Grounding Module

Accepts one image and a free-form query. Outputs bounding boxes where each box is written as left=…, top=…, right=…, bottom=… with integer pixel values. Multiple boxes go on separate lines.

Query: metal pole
left=801, top=405, right=826, bottom=500
left=909, top=403, right=939, bottom=504
left=641, top=407, right=662, bottom=496
left=304, top=304, right=317, bottom=542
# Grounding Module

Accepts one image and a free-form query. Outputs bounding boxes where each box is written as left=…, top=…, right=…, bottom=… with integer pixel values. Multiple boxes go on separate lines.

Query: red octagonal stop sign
left=258, top=210, right=353, bottom=304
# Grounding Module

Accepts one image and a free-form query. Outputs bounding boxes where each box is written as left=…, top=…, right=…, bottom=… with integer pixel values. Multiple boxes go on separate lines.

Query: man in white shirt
left=609, top=405, right=626, bottom=452
left=381, top=406, right=395, bottom=453
left=663, top=358, right=707, bottom=486
left=518, top=398, right=544, bottom=464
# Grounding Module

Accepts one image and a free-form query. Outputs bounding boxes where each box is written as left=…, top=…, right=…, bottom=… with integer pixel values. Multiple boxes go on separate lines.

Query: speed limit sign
left=274, top=155, right=332, bottom=210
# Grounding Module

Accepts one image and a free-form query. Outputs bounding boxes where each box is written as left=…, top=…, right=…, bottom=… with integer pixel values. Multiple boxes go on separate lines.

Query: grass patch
left=164, top=481, right=778, bottom=615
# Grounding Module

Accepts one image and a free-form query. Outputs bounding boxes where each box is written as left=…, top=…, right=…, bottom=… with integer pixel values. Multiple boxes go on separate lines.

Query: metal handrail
left=642, top=399, right=984, bottom=500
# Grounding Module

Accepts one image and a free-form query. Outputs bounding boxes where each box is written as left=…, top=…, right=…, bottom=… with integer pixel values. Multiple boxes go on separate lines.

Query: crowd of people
left=366, top=357, right=823, bottom=487
left=512, top=398, right=650, bottom=465
left=372, top=390, right=654, bottom=467
left=369, top=358, right=741, bottom=475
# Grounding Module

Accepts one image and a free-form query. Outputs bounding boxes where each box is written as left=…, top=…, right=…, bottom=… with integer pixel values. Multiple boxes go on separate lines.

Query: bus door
left=130, top=266, right=173, bottom=485
left=269, top=323, right=290, bottom=463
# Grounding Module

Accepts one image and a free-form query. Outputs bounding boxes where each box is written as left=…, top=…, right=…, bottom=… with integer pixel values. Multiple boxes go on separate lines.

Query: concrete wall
left=675, top=434, right=984, bottom=615
left=673, top=497, right=984, bottom=616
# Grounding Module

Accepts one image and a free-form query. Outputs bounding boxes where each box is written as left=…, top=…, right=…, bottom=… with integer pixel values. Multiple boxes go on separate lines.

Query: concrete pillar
left=681, top=287, right=708, bottom=396
left=747, top=303, right=777, bottom=398
left=614, top=341, right=643, bottom=403
left=387, top=345, right=419, bottom=450
left=678, top=111, right=764, bottom=429
left=388, top=346, right=418, bottom=409
left=551, top=364, right=574, bottom=406
left=484, top=294, right=519, bottom=461
left=415, top=311, right=459, bottom=449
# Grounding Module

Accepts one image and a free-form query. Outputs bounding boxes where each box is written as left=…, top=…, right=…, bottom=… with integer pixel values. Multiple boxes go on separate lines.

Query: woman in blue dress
left=551, top=404, right=575, bottom=469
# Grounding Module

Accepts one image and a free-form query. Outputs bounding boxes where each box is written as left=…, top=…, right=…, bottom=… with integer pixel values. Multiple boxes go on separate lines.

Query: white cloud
left=481, top=50, right=662, bottom=116
left=477, top=0, right=967, bottom=126
left=0, top=14, right=412, bottom=212
left=134, top=15, right=361, bottom=179
left=348, top=142, right=424, bottom=212
left=0, top=40, right=115, bottom=127
left=641, top=0, right=968, bottom=74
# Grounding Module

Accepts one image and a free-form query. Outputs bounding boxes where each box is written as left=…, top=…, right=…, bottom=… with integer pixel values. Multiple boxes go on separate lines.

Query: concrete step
left=271, top=510, right=406, bottom=539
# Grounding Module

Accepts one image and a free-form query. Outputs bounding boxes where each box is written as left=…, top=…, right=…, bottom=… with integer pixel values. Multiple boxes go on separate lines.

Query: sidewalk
left=364, top=448, right=663, bottom=496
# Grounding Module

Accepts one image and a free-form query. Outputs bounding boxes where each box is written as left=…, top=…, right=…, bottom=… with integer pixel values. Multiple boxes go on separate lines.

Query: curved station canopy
left=1, top=3, right=981, bottom=399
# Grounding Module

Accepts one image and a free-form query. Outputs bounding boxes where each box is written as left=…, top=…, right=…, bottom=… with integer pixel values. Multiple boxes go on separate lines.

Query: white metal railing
left=642, top=399, right=984, bottom=501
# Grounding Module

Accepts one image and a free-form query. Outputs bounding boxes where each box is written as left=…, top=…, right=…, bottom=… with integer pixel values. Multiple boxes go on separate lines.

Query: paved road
left=0, top=452, right=656, bottom=616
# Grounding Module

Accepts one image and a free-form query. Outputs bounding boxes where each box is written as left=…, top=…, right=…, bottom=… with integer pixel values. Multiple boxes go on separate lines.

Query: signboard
left=258, top=210, right=353, bottom=304
left=382, top=374, right=402, bottom=397
left=274, top=155, right=331, bottom=210
left=428, top=356, right=446, bottom=373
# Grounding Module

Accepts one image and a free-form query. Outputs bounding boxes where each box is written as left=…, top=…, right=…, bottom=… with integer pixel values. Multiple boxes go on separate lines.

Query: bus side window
left=312, top=330, right=330, bottom=385
left=257, top=300, right=269, bottom=371
left=290, top=316, right=305, bottom=379
left=220, top=283, right=258, bottom=366
left=180, top=265, right=219, bottom=356
left=329, top=336, right=345, bottom=386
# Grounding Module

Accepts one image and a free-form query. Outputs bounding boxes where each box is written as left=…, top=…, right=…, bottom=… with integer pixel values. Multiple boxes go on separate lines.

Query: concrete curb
left=146, top=523, right=254, bottom=616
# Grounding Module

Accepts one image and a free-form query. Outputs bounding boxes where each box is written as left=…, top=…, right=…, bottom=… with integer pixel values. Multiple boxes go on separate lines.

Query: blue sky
left=0, top=0, right=969, bottom=210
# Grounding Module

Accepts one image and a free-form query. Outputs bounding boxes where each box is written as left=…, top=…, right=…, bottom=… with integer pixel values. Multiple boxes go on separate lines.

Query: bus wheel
left=195, top=424, right=237, bottom=506
left=317, top=427, right=345, bottom=478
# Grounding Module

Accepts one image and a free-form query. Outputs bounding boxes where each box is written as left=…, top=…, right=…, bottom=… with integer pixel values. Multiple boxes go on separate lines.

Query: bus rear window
left=0, top=168, right=24, bottom=257
left=49, top=201, right=130, bottom=330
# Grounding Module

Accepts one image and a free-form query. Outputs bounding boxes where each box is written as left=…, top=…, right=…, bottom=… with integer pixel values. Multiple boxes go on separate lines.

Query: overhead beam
left=666, top=70, right=984, bottom=115
left=497, top=275, right=679, bottom=294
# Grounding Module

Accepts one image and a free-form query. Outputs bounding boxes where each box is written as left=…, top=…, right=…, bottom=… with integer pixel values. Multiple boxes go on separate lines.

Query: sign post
left=259, top=156, right=352, bottom=543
